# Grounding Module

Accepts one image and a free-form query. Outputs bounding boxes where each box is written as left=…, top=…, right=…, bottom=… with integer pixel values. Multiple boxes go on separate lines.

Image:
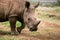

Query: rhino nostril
left=30, top=27, right=33, bottom=30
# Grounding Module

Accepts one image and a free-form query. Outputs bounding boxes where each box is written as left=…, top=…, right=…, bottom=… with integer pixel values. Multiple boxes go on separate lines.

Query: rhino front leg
left=17, top=23, right=25, bottom=33
left=9, top=16, right=19, bottom=35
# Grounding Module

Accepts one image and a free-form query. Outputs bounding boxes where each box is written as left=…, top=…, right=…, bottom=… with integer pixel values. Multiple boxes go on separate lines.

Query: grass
left=30, top=31, right=41, bottom=36
left=44, top=27, right=53, bottom=32
left=36, top=6, right=60, bottom=24
left=16, top=21, right=21, bottom=28
left=54, top=7, right=60, bottom=13
left=0, top=37, right=14, bottom=40
left=0, top=37, right=6, bottom=40
left=19, top=38, right=24, bottom=40
left=0, top=36, right=25, bottom=40
left=1, top=21, right=10, bottom=27
left=0, top=21, right=21, bottom=28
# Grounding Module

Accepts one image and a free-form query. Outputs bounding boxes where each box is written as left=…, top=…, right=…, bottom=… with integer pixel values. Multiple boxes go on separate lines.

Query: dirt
left=0, top=20, right=60, bottom=40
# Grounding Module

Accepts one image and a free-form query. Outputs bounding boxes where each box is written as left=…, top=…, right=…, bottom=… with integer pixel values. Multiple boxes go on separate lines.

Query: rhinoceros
left=0, top=0, right=40, bottom=35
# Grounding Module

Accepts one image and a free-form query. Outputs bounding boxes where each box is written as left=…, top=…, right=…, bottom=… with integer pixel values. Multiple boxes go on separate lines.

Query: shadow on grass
left=0, top=31, right=11, bottom=35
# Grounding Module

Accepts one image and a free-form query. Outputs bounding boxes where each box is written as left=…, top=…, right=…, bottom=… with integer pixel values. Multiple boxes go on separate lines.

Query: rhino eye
left=28, top=18, right=31, bottom=21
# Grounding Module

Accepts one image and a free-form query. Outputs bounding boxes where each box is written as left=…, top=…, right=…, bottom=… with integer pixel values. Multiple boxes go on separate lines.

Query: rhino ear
left=25, top=1, right=30, bottom=9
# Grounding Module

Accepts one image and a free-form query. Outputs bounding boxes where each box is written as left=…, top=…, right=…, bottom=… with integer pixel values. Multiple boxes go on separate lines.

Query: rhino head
left=24, top=1, right=40, bottom=31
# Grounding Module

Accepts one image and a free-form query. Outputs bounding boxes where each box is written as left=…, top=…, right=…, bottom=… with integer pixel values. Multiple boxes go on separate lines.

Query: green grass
left=19, top=38, right=24, bottom=40
left=54, top=7, right=60, bottom=13
left=44, top=27, right=53, bottom=32
left=0, top=21, right=21, bottom=28
left=0, top=29, right=2, bottom=32
left=0, top=37, right=14, bottom=40
left=0, top=37, right=6, bottom=40
left=0, top=37, right=25, bottom=40
left=1, top=21, right=10, bottom=27
left=7, top=38, right=14, bottom=40
left=16, top=21, right=21, bottom=28
left=30, top=31, right=41, bottom=36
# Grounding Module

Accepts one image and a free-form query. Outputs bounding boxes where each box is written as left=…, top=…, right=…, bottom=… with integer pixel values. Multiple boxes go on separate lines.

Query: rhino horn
left=34, top=2, right=39, bottom=8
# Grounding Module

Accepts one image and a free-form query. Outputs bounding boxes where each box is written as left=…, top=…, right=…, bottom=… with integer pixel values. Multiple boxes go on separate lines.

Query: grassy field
left=36, top=6, right=60, bottom=24
left=0, top=21, right=21, bottom=28
left=0, top=6, right=60, bottom=40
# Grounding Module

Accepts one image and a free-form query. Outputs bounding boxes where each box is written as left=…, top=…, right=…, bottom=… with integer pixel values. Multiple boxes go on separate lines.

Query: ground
left=0, top=6, right=60, bottom=40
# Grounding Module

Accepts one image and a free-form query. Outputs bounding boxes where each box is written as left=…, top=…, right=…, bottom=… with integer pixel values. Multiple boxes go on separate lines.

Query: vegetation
left=0, top=21, right=21, bottom=28
left=36, top=7, right=60, bottom=24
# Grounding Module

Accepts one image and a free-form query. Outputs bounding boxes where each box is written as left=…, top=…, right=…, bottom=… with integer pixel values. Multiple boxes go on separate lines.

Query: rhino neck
left=17, top=10, right=25, bottom=23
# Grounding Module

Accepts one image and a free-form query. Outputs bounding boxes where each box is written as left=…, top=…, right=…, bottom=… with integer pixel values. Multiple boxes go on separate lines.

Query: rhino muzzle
left=29, top=21, right=40, bottom=31
left=29, top=27, right=37, bottom=31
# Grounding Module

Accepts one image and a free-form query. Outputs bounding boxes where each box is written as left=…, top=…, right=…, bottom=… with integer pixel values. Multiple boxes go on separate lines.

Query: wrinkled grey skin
left=0, top=0, right=40, bottom=35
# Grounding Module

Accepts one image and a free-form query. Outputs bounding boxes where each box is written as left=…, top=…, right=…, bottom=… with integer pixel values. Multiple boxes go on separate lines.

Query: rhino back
left=0, top=0, right=25, bottom=21
left=0, top=0, right=11, bottom=21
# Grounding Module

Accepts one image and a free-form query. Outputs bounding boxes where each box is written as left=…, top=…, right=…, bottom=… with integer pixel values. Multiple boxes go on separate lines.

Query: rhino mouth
left=27, top=21, right=40, bottom=31
left=30, top=21, right=40, bottom=31
left=29, top=29, right=37, bottom=31
left=29, top=27, right=38, bottom=31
